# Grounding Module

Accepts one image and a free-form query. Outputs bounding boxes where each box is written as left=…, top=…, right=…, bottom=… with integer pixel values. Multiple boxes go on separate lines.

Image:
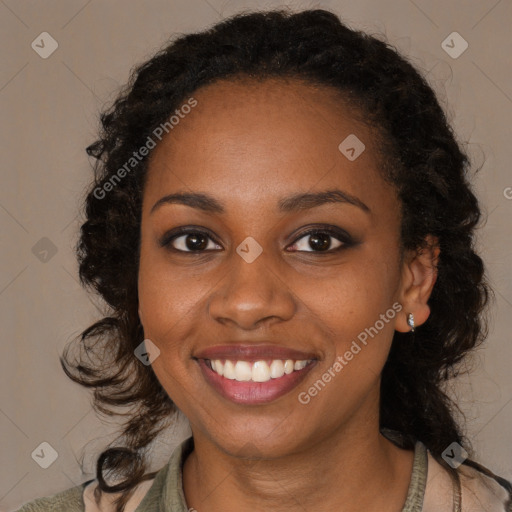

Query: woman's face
left=138, top=78, right=415, bottom=457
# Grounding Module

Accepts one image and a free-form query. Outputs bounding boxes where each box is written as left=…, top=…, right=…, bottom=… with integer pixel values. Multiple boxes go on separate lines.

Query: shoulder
left=423, top=450, right=512, bottom=512
left=81, top=477, right=155, bottom=512
left=13, top=476, right=157, bottom=512
left=13, top=482, right=88, bottom=512
left=13, top=437, right=192, bottom=512
left=458, top=461, right=512, bottom=511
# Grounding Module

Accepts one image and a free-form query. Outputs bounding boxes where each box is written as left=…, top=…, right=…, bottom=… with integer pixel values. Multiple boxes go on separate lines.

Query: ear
left=138, top=304, right=144, bottom=324
left=395, top=234, right=440, bottom=333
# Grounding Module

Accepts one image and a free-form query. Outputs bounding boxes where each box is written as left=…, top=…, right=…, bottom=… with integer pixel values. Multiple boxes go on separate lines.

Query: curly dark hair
left=60, top=7, right=510, bottom=511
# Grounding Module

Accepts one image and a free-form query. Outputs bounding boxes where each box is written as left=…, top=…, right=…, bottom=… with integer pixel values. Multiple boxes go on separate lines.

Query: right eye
left=160, top=228, right=222, bottom=253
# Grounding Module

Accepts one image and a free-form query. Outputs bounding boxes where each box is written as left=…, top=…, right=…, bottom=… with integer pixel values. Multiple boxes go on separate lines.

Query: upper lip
left=195, top=344, right=318, bottom=362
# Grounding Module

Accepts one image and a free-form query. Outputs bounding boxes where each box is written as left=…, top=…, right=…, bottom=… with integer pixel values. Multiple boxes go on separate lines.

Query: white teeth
left=252, top=361, right=271, bottom=382
left=223, top=360, right=236, bottom=379
left=284, top=359, right=294, bottom=374
left=213, top=360, right=224, bottom=376
left=234, top=361, right=252, bottom=381
left=269, top=360, right=284, bottom=379
left=294, top=360, right=307, bottom=371
left=209, top=358, right=311, bottom=381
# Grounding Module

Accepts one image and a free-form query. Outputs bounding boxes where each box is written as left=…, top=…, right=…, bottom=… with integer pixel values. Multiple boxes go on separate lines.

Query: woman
left=16, top=8, right=512, bottom=512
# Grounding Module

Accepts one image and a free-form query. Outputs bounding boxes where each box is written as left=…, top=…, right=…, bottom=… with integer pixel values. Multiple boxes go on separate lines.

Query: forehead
left=143, top=77, right=395, bottom=216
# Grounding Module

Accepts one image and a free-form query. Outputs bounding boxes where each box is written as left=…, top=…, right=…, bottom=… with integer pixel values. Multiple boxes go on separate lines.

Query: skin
left=137, top=77, right=440, bottom=511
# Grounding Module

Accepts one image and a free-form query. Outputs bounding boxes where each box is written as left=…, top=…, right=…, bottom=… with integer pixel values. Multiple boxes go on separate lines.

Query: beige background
left=1, top=0, right=511, bottom=509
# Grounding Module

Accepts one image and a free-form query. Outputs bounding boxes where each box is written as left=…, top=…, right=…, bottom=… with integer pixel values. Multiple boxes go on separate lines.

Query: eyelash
left=159, top=225, right=354, bottom=254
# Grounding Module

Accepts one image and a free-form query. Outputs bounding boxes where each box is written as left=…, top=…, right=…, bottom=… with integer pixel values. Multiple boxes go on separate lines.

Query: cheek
left=137, top=246, right=208, bottom=348
left=304, top=256, right=399, bottom=331
left=137, top=253, right=208, bottom=406
left=304, top=255, right=400, bottom=380
left=295, top=260, right=400, bottom=413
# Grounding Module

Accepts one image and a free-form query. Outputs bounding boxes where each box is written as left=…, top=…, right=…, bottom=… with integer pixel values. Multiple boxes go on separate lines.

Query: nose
left=208, top=250, right=296, bottom=330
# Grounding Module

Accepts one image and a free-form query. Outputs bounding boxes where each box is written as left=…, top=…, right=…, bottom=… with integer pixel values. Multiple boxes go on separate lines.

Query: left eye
left=288, top=230, right=345, bottom=252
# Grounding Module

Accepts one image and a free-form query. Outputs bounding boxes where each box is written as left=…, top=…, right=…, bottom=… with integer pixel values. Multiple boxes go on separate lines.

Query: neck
left=182, top=416, right=414, bottom=512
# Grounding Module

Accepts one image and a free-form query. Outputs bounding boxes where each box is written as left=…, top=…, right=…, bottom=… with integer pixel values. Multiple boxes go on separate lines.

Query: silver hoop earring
left=407, top=313, right=415, bottom=332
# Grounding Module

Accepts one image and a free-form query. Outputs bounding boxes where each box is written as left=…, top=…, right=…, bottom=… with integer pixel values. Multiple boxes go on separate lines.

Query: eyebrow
left=150, top=189, right=371, bottom=215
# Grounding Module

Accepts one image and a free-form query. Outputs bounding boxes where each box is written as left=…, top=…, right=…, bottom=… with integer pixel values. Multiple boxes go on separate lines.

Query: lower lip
left=197, top=359, right=316, bottom=405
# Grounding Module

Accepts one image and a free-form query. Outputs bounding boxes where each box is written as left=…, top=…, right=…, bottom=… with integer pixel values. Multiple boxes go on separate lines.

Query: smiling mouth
left=197, top=357, right=317, bottom=404
left=204, top=358, right=313, bottom=382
